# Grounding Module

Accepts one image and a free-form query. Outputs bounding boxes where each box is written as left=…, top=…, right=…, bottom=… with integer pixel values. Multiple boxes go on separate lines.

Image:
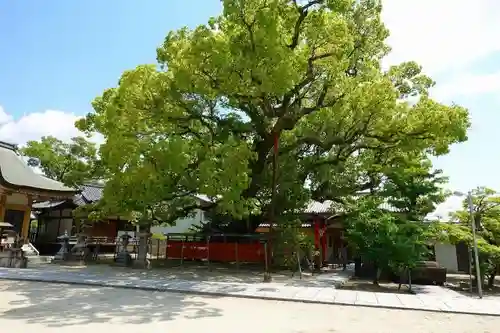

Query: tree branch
left=288, top=0, right=325, bottom=49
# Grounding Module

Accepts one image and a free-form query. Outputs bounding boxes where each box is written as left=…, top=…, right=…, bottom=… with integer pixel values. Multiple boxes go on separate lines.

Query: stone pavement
left=0, top=267, right=499, bottom=316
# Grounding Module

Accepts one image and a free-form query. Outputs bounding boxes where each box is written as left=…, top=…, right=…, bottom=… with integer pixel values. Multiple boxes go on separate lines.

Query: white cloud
left=380, top=1, right=500, bottom=215
left=0, top=107, right=101, bottom=146
left=427, top=195, right=464, bottom=221
left=432, top=72, right=500, bottom=101
left=0, top=106, right=12, bottom=125
left=382, top=0, right=500, bottom=75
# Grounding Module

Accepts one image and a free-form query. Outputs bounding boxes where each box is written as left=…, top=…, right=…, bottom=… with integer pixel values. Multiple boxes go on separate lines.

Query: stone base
left=53, top=252, right=71, bottom=261
left=115, top=251, right=133, bottom=267
left=51, top=260, right=86, bottom=267
left=0, top=249, right=28, bottom=268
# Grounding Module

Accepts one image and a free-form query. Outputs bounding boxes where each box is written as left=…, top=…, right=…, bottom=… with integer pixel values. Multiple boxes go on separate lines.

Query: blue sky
left=0, top=0, right=499, bottom=217
left=0, top=0, right=221, bottom=117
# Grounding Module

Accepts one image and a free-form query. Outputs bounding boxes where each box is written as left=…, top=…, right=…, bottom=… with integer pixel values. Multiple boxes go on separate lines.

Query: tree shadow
left=0, top=280, right=223, bottom=327
left=29, top=262, right=352, bottom=288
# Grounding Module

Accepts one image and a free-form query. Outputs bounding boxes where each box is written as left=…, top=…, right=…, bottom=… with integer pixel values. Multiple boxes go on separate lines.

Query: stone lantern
left=72, top=233, right=88, bottom=262
left=115, top=232, right=133, bottom=266
left=54, top=231, right=71, bottom=261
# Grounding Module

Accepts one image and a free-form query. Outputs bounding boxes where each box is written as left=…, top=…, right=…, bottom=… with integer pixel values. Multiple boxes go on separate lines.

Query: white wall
left=435, top=243, right=458, bottom=273
left=150, top=209, right=207, bottom=235
left=117, top=230, right=136, bottom=239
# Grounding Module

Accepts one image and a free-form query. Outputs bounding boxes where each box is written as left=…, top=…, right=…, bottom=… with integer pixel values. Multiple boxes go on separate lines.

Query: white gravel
left=0, top=280, right=498, bottom=333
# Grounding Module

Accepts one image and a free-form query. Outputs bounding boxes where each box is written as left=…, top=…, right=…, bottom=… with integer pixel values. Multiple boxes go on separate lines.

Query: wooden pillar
left=35, top=213, right=41, bottom=241
left=313, top=217, right=322, bottom=268
left=21, top=195, right=33, bottom=242
left=313, top=217, right=320, bottom=249
left=0, top=194, right=6, bottom=221
left=57, top=209, right=62, bottom=239
left=116, top=217, right=121, bottom=237
left=321, top=220, right=327, bottom=263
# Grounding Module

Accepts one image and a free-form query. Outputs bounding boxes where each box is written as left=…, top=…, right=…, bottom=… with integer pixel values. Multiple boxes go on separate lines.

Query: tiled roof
left=304, top=200, right=333, bottom=214
left=33, top=185, right=212, bottom=210
left=80, top=183, right=104, bottom=202
left=379, top=202, right=399, bottom=212
left=194, top=194, right=213, bottom=203
left=259, top=222, right=312, bottom=228
left=0, top=141, right=76, bottom=194
left=32, top=184, right=104, bottom=209
left=302, top=199, right=399, bottom=215
left=32, top=200, right=67, bottom=209
left=73, top=195, right=87, bottom=206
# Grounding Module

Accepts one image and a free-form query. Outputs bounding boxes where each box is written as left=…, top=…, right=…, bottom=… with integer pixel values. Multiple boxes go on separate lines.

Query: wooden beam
left=21, top=195, right=33, bottom=242
left=57, top=208, right=62, bottom=236
left=0, top=194, right=6, bottom=221
left=34, top=215, right=73, bottom=220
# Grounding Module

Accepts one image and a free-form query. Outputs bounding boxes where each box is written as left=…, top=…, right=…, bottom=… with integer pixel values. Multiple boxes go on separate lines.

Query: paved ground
left=0, top=280, right=498, bottom=333
left=1, top=266, right=500, bottom=316
left=28, top=260, right=355, bottom=287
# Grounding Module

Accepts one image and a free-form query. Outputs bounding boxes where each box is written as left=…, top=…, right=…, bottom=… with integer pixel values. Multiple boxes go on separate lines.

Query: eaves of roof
left=0, top=141, right=77, bottom=196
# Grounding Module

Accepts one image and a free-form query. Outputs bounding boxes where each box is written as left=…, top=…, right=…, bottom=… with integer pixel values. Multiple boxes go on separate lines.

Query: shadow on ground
left=0, top=280, right=223, bottom=327
left=444, top=274, right=500, bottom=298
left=27, top=262, right=352, bottom=288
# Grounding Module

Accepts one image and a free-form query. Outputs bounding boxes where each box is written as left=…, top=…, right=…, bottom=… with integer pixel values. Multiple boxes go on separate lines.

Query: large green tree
left=76, top=0, right=469, bottom=236
left=21, top=136, right=102, bottom=187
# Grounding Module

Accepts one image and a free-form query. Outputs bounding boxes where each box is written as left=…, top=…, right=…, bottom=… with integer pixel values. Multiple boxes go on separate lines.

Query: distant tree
left=344, top=153, right=446, bottom=285
left=21, top=136, right=102, bottom=187
left=426, top=187, right=500, bottom=289
left=452, top=188, right=500, bottom=288
left=382, top=154, right=448, bottom=221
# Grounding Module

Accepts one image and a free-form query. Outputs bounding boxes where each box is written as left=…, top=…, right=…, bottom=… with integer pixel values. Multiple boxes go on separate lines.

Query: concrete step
left=22, top=243, right=40, bottom=256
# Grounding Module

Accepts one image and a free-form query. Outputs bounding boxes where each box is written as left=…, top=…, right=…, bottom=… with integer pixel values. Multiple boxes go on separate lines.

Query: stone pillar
left=72, top=233, right=88, bottom=262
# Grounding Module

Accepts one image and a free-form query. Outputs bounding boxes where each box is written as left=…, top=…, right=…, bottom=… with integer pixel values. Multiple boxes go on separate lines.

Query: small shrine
left=0, top=141, right=77, bottom=257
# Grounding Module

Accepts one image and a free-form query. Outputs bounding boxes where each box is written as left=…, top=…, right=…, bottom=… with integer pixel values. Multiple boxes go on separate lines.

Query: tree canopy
left=381, top=154, right=448, bottom=221
left=76, top=0, right=470, bottom=231
left=21, top=136, right=102, bottom=187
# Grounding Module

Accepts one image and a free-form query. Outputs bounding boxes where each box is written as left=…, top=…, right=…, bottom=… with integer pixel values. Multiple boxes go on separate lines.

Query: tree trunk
left=373, top=264, right=381, bottom=286
left=354, top=257, right=362, bottom=277
left=487, top=265, right=498, bottom=289
left=398, top=267, right=407, bottom=291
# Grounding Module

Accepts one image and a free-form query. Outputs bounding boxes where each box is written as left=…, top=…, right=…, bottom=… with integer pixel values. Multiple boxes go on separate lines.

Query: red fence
left=166, top=241, right=266, bottom=263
